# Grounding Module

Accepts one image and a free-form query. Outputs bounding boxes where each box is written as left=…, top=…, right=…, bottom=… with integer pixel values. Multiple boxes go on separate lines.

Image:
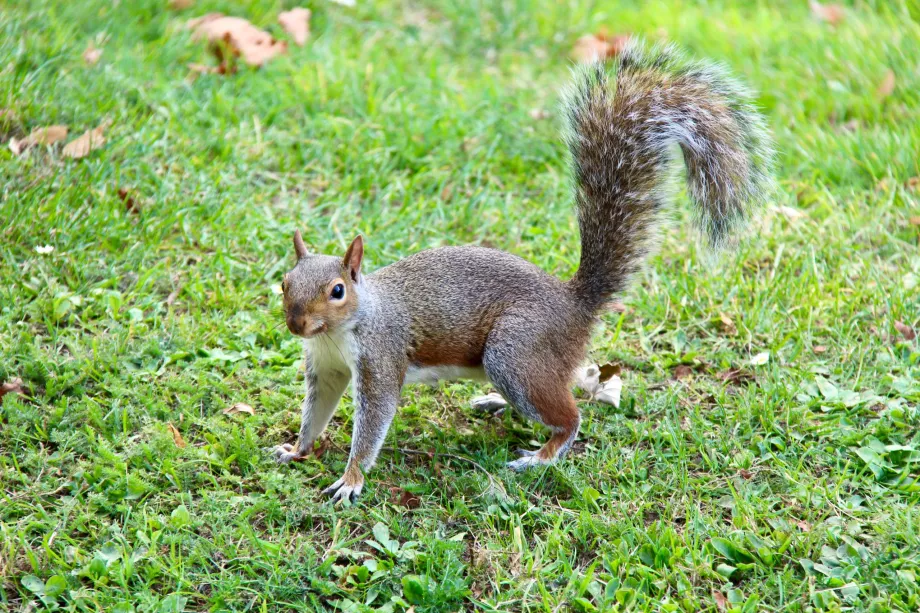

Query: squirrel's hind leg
left=482, top=341, right=581, bottom=471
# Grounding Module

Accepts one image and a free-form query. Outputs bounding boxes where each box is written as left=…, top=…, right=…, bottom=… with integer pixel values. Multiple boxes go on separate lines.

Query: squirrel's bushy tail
left=564, top=40, right=773, bottom=314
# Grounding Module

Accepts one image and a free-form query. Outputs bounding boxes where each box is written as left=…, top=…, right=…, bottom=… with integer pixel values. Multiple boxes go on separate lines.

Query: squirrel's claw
left=323, top=475, right=364, bottom=505
left=273, top=443, right=307, bottom=463
left=507, top=450, right=548, bottom=472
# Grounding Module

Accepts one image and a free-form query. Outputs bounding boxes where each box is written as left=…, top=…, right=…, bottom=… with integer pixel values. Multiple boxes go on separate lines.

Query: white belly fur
left=305, top=329, right=356, bottom=377
left=404, top=364, right=487, bottom=386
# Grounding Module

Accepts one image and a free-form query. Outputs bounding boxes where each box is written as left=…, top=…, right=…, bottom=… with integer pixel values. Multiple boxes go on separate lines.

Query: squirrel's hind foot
left=507, top=450, right=553, bottom=472
left=323, top=467, right=365, bottom=504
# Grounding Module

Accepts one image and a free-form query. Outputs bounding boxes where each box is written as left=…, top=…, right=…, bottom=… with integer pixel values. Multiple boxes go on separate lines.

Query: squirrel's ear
left=343, top=235, right=364, bottom=282
left=293, top=230, right=308, bottom=259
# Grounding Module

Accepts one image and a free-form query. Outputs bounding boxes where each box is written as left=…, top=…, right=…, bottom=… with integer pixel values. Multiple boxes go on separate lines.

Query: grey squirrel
left=273, top=40, right=773, bottom=503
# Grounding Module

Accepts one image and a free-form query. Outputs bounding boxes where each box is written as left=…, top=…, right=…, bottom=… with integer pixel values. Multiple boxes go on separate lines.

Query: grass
left=2, top=0, right=920, bottom=611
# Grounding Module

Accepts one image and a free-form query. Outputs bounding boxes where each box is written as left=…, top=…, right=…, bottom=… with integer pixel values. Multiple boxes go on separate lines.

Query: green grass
left=2, top=0, right=920, bottom=611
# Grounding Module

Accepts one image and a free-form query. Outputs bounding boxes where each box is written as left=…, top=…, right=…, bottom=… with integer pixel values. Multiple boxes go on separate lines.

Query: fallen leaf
left=278, top=7, right=311, bottom=46
left=738, top=469, right=753, bottom=479
left=813, top=345, right=827, bottom=354
left=894, top=321, right=916, bottom=341
left=594, top=375, right=622, bottom=407
left=312, top=436, right=332, bottom=459
left=1, top=378, right=25, bottom=400
left=118, top=188, right=140, bottom=213
left=877, top=69, right=896, bottom=99
left=169, top=0, right=195, bottom=9
left=909, top=216, right=920, bottom=227
left=673, top=364, right=693, bottom=379
left=719, top=312, right=737, bottom=335
left=598, top=362, right=622, bottom=380
left=796, top=519, right=812, bottom=532
left=167, top=423, right=187, bottom=448
left=571, top=32, right=629, bottom=63
left=390, top=487, right=421, bottom=509
left=574, top=364, right=601, bottom=396
left=223, top=402, right=255, bottom=416
left=189, top=14, right=288, bottom=68
left=63, top=124, right=107, bottom=159
left=906, top=177, right=919, bottom=193
left=717, top=369, right=754, bottom=385
left=165, top=285, right=182, bottom=306
left=713, top=590, right=728, bottom=612
left=9, top=125, right=68, bottom=155
left=810, top=1, right=845, bottom=26
left=749, top=351, right=770, bottom=366
left=529, top=108, right=549, bottom=120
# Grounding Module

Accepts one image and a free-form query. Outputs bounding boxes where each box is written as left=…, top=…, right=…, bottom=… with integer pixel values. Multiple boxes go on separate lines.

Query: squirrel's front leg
left=323, top=358, right=402, bottom=504
left=275, top=355, right=350, bottom=463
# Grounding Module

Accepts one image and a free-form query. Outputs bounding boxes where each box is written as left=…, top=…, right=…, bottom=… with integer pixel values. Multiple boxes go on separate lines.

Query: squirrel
left=273, top=40, right=773, bottom=503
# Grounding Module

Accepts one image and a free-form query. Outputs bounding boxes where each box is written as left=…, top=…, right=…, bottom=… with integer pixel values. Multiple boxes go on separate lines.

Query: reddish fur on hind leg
left=527, top=377, right=581, bottom=462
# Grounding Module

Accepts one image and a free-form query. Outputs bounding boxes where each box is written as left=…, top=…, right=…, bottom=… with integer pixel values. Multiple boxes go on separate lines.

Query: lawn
left=2, top=0, right=920, bottom=611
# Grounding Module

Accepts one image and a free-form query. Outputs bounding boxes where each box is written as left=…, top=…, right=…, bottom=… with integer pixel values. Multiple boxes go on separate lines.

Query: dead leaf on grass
left=389, top=487, right=421, bottom=509
left=1, top=378, right=25, bottom=400
left=63, top=123, right=108, bottom=159
left=719, top=312, right=737, bottom=335
left=571, top=31, right=629, bottom=63
left=598, top=362, right=622, bottom=380
left=83, top=44, right=103, bottom=65
left=809, top=1, right=845, bottom=26
left=672, top=365, right=693, bottom=379
left=118, top=188, right=140, bottom=213
left=169, top=0, right=195, bottom=9
left=877, top=69, right=896, bottom=99
left=717, top=369, right=754, bottom=385
left=278, top=7, right=311, bottom=46
left=167, top=423, right=187, bottom=448
left=906, top=177, right=919, bottom=193
left=9, top=125, right=68, bottom=155
left=189, top=14, right=288, bottom=68
left=894, top=321, right=916, bottom=341
left=222, top=402, right=255, bottom=416
left=713, top=590, right=728, bottom=611
left=909, top=215, right=920, bottom=227
left=796, top=519, right=812, bottom=532
left=813, top=345, right=827, bottom=354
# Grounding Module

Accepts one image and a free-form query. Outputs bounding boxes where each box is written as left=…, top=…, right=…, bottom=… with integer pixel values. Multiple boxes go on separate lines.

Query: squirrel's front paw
left=322, top=469, right=364, bottom=505
left=273, top=443, right=307, bottom=464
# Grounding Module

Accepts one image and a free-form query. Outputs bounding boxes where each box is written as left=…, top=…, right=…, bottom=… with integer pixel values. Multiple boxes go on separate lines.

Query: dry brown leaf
left=877, top=69, right=896, bottom=99
left=738, top=469, right=753, bottom=479
left=278, top=7, right=311, bottom=46
left=189, top=14, right=287, bottom=67
left=117, top=187, right=140, bottom=213
left=598, top=362, right=622, bottom=381
left=63, top=124, right=107, bottom=159
left=312, top=436, right=332, bottom=459
left=673, top=364, right=693, bottom=379
left=906, top=177, right=919, bottom=193
left=167, top=423, right=187, bottom=448
left=389, top=487, right=421, bottom=509
left=813, top=345, right=827, bottom=354
left=169, top=0, right=195, bottom=9
left=719, top=312, right=737, bottom=335
left=83, top=44, right=102, bottom=65
left=909, top=216, right=920, bottom=227
left=713, top=590, right=728, bottom=612
left=810, top=1, right=845, bottom=26
left=222, top=402, right=255, bottom=416
left=796, top=519, right=812, bottom=532
left=894, top=321, right=916, bottom=341
left=717, top=368, right=754, bottom=385
left=1, top=377, right=25, bottom=400
left=571, top=32, right=628, bottom=63
left=9, top=125, right=69, bottom=155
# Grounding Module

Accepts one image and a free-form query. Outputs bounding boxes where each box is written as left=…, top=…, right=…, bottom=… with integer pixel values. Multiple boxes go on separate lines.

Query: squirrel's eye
left=330, top=283, right=345, bottom=300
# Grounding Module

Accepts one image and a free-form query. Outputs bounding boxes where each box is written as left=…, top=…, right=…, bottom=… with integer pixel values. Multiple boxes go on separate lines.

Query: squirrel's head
left=281, top=231, right=363, bottom=338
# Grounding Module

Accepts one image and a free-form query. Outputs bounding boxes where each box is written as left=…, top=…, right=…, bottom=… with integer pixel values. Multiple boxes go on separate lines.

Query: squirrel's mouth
left=302, top=322, right=328, bottom=338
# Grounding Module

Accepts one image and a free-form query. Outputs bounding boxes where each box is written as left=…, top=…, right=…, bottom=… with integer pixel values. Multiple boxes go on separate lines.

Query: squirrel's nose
left=286, top=314, right=308, bottom=336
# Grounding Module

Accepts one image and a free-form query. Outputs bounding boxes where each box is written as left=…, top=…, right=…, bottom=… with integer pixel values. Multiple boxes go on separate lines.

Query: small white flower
left=750, top=351, right=770, bottom=366
left=35, top=245, right=54, bottom=254
left=270, top=284, right=283, bottom=295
